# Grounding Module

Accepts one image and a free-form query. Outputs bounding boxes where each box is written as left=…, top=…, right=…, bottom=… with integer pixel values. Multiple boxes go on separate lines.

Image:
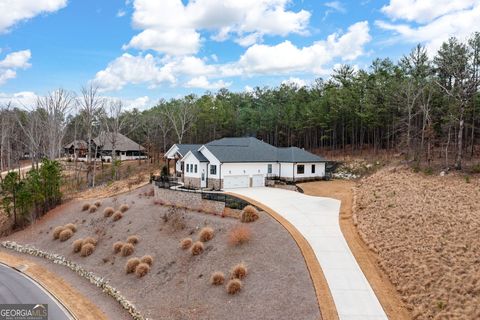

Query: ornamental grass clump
left=140, top=255, right=153, bottom=266
left=241, top=205, right=259, bottom=223
left=126, top=258, right=141, bottom=274
left=64, top=223, right=77, bottom=232
left=135, top=263, right=150, bottom=278
left=231, top=263, right=248, bottom=280
left=228, top=225, right=251, bottom=246
left=180, top=238, right=192, bottom=250
left=119, top=204, right=129, bottom=213
left=226, top=279, right=242, bottom=295
left=53, top=226, right=65, bottom=240
left=81, top=243, right=95, bottom=257
left=113, top=241, right=124, bottom=253
left=126, top=235, right=139, bottom=245
left=82, top=237, right=97, bottom=246
left=191, top=241, right=204, bottom=256
left=113, top=211, right=123, bottom=221
left=72, top=239, right=83, bottom=253
left=121, top=243, right=134, bottom=256
left=199, top=227, right=214, bottom=242
left=89, top=205, right=97, bottom=213
left=210, top=271, right=225, bottom=285
left=81, top=203, right=90, bottom=211
left=59, top=229, right=73, bottom=242
left=103, top=207, right=114, bottom=217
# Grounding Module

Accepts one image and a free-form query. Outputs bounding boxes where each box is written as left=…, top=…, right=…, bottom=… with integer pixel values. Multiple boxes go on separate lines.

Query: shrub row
left=1, top=241, right=145, bottom=320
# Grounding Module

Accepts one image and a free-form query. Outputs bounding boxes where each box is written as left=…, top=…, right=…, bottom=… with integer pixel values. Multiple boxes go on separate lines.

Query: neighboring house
left=93, top=132, right=147, bottom=162
left=165, top=137, right=326, bottom=190
left=63, top=140, right=88, bottom=159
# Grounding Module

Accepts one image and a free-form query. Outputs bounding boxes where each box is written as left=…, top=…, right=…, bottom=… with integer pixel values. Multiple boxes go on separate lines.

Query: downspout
left=293, top=162, right=295, bottom=183
left=219, top=163, right=223, bottom=190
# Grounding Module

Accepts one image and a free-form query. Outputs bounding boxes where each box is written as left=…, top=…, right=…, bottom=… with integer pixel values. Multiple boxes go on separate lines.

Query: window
left=297, top=165, right=305, bottom=174
left=210, top=165, right=217, bottom=175
left=268, top=164, right=272, bottom=174
left=311, top=164, right=315, bottom=174
left=186, top=164, right=189, bottom=172
left=194, top=164, right=198, bottom=173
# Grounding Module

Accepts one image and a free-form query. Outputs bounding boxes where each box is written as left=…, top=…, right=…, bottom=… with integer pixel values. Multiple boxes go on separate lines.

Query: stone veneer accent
left=183, top=177, right=200, bottom=189
left=207, top=178, right=222, bottom=190
left=153, top=183, right=225, bottom=214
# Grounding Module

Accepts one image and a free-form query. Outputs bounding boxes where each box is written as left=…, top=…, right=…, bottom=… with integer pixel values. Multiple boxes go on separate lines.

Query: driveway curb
left=226, top=192, right=339, bottom=320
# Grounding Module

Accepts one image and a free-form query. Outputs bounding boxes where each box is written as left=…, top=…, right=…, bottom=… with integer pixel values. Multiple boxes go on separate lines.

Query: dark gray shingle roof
left=176, top=144, right=202, bottom=157
left=205, top=137, right=325, bottom=163
left=93, top=132, right=145, bottom=151
left=64, top=140, right=87, bottom=149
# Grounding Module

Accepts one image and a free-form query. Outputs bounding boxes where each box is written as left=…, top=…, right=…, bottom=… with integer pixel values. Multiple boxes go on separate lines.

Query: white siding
left=222, top=162, right=278, bottom=178
left=183, top=153, right=201, bottom=178
left=199, top=147, right=221, bottom=179
left=279, top=162, right=325, bottom=180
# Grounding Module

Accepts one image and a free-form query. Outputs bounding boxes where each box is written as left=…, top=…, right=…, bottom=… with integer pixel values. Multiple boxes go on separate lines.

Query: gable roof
left=204, top=137, right=325, bottom=163
left=184, top=149, right=209, bottom=162
left=93, top=132, right=145, bottom=151
left=64, top=140, right=87, bottom=149
left=177, top=144, right=203, bottom=157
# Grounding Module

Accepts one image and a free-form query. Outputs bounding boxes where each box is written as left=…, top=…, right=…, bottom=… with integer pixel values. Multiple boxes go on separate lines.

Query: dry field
left=3, top=184, right=320, bottom=320
left=355, top=166, right=480, bottom=319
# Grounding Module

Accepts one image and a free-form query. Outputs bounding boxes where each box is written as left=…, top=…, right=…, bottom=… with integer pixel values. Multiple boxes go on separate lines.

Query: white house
left=94, top=132, right=147, bottom=162
left=165, top=137, right=327, bottom=190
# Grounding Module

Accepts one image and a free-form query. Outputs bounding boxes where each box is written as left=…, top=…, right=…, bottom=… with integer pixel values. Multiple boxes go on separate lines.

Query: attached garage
left=252, top=174, right=265, bottom=187
left=223, top=175, right=249, bottom=189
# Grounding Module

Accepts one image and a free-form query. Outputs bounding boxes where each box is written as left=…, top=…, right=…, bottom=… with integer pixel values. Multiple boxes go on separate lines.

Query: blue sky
left=1, top=0, right=479, bottom=109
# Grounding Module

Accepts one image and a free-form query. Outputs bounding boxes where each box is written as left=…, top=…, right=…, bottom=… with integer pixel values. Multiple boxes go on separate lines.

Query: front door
left=201, top=172, right=206, bottom=188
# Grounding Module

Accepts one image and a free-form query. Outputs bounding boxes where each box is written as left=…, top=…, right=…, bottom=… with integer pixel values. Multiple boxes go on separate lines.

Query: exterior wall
left=222, top=162, right=278, bottom=178
left=153, top=183, right=225, bottom=213
left=279, top=162, right=325, bottom=181
left=207, top=178, right=222, bottom=190
left=184, top=177, right=200, bottom=189
left=164, top=144, right=179, bottom=159
left=183, top=153, right=201, bottom=178
left=199, top=147, right=221, bottom=180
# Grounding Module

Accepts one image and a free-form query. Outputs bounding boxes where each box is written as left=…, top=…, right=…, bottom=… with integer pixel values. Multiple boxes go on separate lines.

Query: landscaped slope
left=3, top=185, right=320, bottom=320
left=355, top=167, right=480, bottom=319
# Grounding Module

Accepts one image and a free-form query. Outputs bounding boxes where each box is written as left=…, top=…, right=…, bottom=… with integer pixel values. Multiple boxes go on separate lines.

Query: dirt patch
left=298, top=180, right=411, bottom=320
left=355, top=166, right=480, bottom=319
left=3, top=185, right=320, bottom=320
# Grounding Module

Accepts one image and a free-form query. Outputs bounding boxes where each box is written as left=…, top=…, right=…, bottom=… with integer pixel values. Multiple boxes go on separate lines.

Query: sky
left=1, top=0, right=480, bottom=109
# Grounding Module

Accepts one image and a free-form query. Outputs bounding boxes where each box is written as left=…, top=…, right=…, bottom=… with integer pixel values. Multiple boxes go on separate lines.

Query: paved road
left=228, top=187, right=387, bottom=320
left=0, top=263, right=72, bottom=319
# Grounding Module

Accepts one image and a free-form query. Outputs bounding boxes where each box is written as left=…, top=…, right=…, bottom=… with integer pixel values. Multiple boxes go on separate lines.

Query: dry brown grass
left=112, top=211, right=123, bottom=221
left=119, top=204, right=129, bottom=212
left=190, top=241, right=204, bottom=255
left=113, top=241, right=124, bottom=253
left=126, top=235, right=139, bottom=245
left=140, top=255, right=153, bottom=266
left=240, top=205, right=259, bottom=223
left=64, top=223, right=77, bottom=232
left=89, top=205, right=97, bottom=213
left=121, top=243, right=134, bottom=256
left=226, top=279, right=242, bottom=295
left=180, top=238, right=192, bottom=250
left=80, top=243, right=95, bottom=257
left=59, top=229, right=73, bottom=241
left=103, top=207, right=114, bottom=217
left=82, top=237, right=97, bottom=246
left=81, top=203, right=90, bottom=211
left=210, top=271, right=225, bottom=285
left=94, top=201, right=101, bottom=207
left=198, top=227, right=214, bottom=242
left=125, top=258, right=141, bottom=274
left=356, top=166, right=480, bottom=319
left=72, top=239, right=83, bottom=253
left=52, top=226, right=65, bottom=240
left=135, top=262, right=150, bottom=278
left=228, top=225, right=251, bottom=246
left=231, top=263, right=248, bottom=280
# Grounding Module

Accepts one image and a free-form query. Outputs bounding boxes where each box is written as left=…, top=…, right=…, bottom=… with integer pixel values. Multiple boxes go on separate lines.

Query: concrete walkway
left=227, top=187, right=387, bottom=320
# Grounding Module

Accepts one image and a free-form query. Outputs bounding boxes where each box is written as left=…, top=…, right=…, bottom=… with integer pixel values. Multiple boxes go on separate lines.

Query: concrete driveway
left=227, top=187, right=387, bottom=320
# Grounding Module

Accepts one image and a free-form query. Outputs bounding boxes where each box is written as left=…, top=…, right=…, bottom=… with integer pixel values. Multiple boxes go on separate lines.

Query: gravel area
left=355, top=166, right=480, bottom=319
left=4, top=184, right=320, bottom=320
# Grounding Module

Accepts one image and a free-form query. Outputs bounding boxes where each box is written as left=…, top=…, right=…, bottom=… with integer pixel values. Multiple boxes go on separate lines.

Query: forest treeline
left=1, top=34, right=479, bottom=171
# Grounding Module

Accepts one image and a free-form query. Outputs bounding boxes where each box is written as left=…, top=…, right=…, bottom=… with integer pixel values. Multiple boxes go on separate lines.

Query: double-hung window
left=210, top=165, right=217, bottom=175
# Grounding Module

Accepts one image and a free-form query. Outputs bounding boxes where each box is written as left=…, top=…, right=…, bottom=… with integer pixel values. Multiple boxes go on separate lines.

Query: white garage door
left=223, top=175, right=249, bottom=189
left=252, top=174, right=265, bottom=187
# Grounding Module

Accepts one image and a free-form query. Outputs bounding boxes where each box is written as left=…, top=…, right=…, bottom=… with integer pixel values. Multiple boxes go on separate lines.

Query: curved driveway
left=228, top=187, right=387, bottom=320
left=0, top=263, right=72, bottom=320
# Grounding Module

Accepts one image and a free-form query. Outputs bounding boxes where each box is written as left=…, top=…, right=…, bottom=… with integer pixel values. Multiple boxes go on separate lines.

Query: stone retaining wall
left=153, top=183, right=225, bottom=214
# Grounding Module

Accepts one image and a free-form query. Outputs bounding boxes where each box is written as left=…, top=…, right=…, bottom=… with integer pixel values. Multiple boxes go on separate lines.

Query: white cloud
left=126, top=0, right=311, bottom=55
left=0, top=50, right=32, bottom=69
left=0, top=50, right=32, bottom=85
left=282, top=77, right=307, bottom=87
left=237, top=21, right=371, bottom=75
left=117, top=9, right=126, bottom=17
left=381, top=0, right=476, bottom=23
left=185, top=76, right=231, bottom=89
left=0, top=0, right=67, bottom=33
left=92, top=53, right=175, bottom=91
left=325, top=1, right=346, bottom=13
left=377, top=1, right=480, bottom=53
left=0, top=91, right=38, bottom=107
left=94, top=21, right=371, bottom=91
